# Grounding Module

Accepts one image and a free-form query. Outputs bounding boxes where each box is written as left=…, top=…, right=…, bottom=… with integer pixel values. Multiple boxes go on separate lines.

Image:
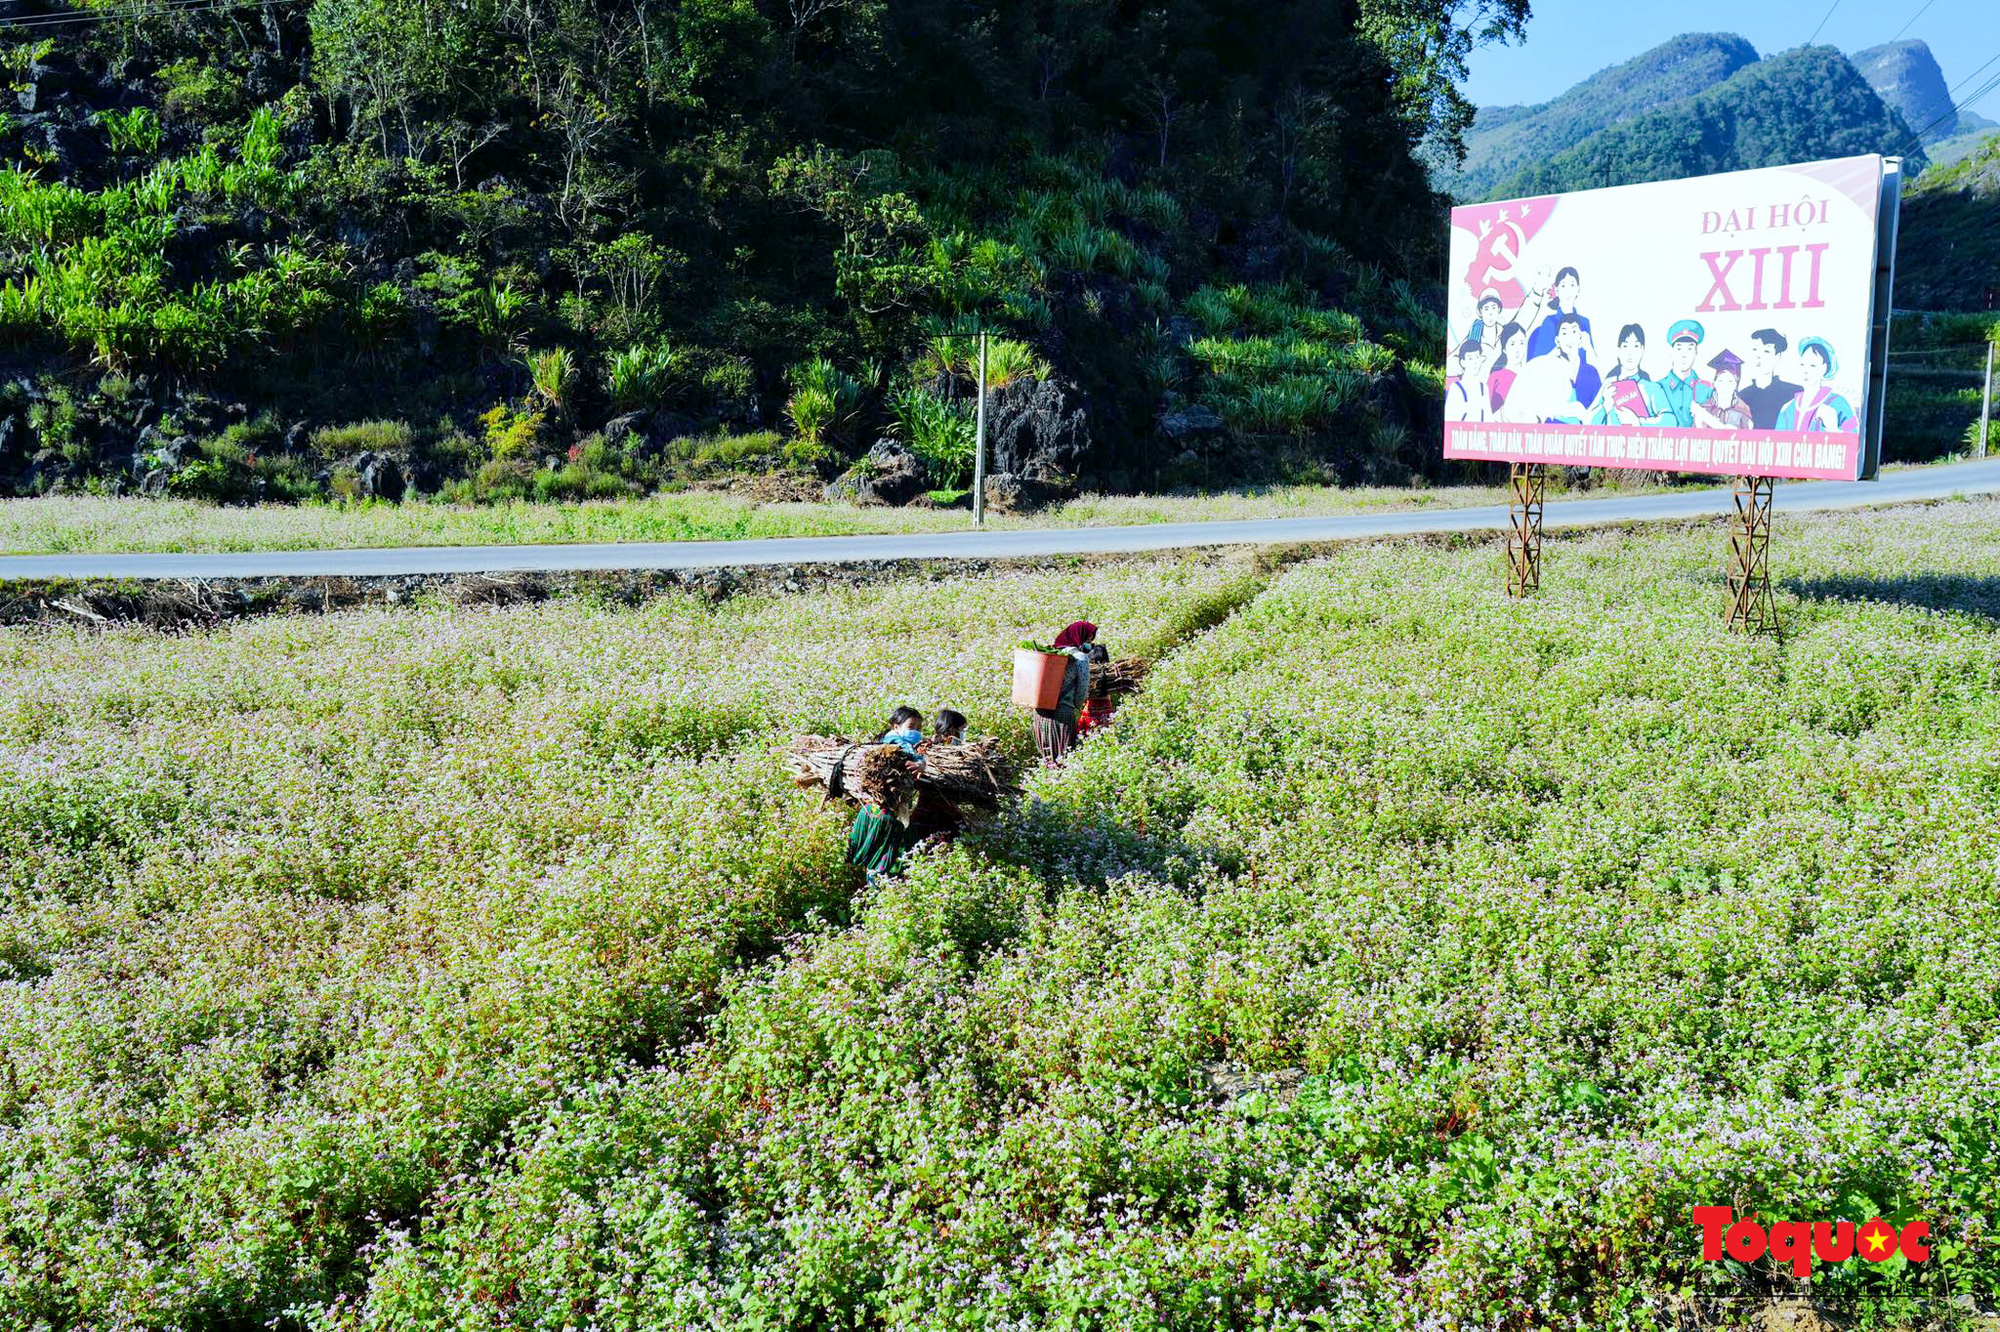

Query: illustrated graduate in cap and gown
left=1692, top=349, right=1755, bottom=431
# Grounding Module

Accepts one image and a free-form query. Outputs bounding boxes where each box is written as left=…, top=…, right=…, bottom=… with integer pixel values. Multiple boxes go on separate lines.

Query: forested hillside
left=1494, top=46, right=1925, bottom=198
left=1896, top=133, right=2000, bottom=310
left=0, top=0, right=1522, bottom=504
left=1920, top=115, right=1999, bottom=174
left=1452, top=37, right=1994, bottom=207
left=1441, top=33, right=1758, bottom=200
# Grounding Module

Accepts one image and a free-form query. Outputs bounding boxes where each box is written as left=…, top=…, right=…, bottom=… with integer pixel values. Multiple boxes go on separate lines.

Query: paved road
left=4, top=457, right=1998, bottom=581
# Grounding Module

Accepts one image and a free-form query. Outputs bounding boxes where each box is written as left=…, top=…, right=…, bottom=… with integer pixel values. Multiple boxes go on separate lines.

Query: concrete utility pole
left=1980, top=341, right=1995, bottom=459
left=973, top=327, right=988, bottom=527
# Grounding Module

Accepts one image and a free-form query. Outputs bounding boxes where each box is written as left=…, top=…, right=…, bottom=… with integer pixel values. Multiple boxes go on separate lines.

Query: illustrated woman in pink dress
left=1774, top=336, right=1858, bottom=433
left=1486, top=321, right=1528, bottom=414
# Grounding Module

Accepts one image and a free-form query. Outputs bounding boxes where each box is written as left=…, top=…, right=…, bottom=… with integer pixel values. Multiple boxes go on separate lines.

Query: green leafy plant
left=665, top=430, right=782, bottom=469
left=157, top=57, right=247, bottom=122
left=467, top=282, right=526, bottom=353
left=784, top=356, right=863, bottom=450
left=202, top=414, right=282, bottom=465
left=701, top=359, right=758, bottom=424
left=478, top=403, right=547, bottom=461
left=980, top=339, right=1046, bottom=389
left=352, top=281, right=409, bottom=351
left=167, top=457, right=251, bottom=503
left=525, top=347, right=577, bottom=413
left=889, top=387, right=975, bottom=487
left=98, top=107, right=162, bottom=156
left=26, top=384, right=80, bottom=452
left=307, top=419, right=414, bottom=460
left=606, top=341, right=686, bottom=413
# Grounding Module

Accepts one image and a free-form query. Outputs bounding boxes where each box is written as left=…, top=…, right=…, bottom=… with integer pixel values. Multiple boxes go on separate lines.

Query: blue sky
left=1463, top=0, right=2000, bottom=129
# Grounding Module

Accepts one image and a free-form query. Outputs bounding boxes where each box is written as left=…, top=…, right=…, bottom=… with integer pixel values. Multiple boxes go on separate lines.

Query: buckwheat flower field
left=3, top=500, right=1998, bottom=1329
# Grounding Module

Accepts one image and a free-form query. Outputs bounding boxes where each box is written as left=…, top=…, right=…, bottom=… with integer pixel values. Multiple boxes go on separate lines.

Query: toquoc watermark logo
left=1693, top=1208, right=1929, bottom=1279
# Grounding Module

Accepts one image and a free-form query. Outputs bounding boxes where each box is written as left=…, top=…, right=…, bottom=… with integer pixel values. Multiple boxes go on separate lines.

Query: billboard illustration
left=1443, top=155, right=1900, bottom=482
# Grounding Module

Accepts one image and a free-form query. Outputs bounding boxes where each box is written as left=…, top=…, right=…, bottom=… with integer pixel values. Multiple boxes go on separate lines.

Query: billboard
left=1443, top=155, right=1900, bottom=482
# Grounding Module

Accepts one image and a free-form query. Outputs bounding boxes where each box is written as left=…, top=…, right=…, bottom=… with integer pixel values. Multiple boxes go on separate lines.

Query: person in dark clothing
left=1077, top=643, right=1115, bottom=736
left=906, top=708, right=969, bottom=847
left=846, top=799, right=908, bottom=879
left=930, top=709, right=967, bottom=745
left=1033, top=621, right=1096, bottom=766
left=1739, top=328, right=1802, bottom=431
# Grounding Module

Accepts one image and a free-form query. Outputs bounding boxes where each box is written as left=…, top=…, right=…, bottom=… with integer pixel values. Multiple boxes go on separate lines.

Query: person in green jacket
left=846, top=707, right=923, bottom=880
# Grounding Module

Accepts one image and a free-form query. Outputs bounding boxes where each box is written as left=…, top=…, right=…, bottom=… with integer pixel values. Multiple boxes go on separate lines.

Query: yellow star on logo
left=1861, top=1223, right=1892, bottom=1256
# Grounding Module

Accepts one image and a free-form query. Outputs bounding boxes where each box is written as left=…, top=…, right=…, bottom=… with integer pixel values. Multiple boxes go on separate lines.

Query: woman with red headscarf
left=1034, top=620, right=1096, bottom=765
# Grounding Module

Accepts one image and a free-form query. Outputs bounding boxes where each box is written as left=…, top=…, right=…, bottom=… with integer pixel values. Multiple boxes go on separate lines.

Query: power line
left=1, top=0, right=294, bottom=30
left=1898, top=48, right=2000, bottom=150
left=1908, top=68, right=2000, bottom=147
left=0, top=0, right=303, bottom=31
left=1904, top=46, right=2000, bottom=138
left=1889, top=0, right=1938, bottom=42
left=1806, top=0, right=1843, bottom=47
left=1948, top=68, right=2000, bottom=125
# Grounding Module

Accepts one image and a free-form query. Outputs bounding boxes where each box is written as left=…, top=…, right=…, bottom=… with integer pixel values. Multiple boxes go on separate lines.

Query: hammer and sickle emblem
left=1485, top=220, right=1528, bottom=285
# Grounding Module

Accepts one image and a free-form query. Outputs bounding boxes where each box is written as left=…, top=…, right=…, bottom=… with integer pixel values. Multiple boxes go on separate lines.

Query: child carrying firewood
left=877, top=706, right=926, bottom=758
left=930, top=709, right=967, bottom=746
left=846, top=708, right=925, bottom=881
left=906, top=709, right=968, bottom=846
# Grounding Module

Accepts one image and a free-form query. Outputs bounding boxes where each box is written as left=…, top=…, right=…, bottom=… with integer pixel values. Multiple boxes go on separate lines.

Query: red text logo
left=1693, top=1207, right=1928, bottom=1279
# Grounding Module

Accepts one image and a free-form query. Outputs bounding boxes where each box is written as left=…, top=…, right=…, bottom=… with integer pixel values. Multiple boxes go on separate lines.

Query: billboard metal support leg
left=1726, top=475, right=1777, bottom=634
left=1506, top=463, right=1545, bottom=596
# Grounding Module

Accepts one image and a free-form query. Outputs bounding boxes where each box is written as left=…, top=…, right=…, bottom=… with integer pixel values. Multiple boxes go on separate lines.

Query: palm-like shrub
left=0, top=277, right=43, bottom=340
left=889, top=387, right=975, bottom=487
left=784, top=385, right=835, bottom=449
left=1240, top=377, right=1322, bottom=436
left=911, top=319, right=969, bottom=380
left=468, top=282, right=525, bottom=353
left=1296, top=307, right=1365, bottom=345
left=0, top=173, right=108, bottom=251
left=980, top=338, right=1046, bottom=389
left=606, top=342, right=686, bottom=412
left=1049, top=221, right=1106, bottom=275
left=784, top=356, right=863, bottom=449
left=526, top=347, right=577, bottom=412
left=98, top=107, right=162, bottom=156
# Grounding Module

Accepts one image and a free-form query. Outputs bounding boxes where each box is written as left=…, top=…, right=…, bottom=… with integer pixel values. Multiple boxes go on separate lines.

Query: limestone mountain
left=1488, top=46, right=1925, bottom=199
left=1853, top=39, right=1959, bottom=143
left=1443, top=33, right=1758, bottom=200
left=1452, top=36, right=1987, bottom=204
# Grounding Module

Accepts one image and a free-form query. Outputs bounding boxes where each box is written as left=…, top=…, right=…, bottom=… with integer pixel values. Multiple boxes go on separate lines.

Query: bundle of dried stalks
left=1089, top=657, right=1150, bottom=702
left=787, top=734, right=1020, bottom=808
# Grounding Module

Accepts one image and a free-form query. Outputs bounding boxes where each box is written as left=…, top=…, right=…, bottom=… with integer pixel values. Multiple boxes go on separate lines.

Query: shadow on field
left=1783, top=573, right=2000, bottom=624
